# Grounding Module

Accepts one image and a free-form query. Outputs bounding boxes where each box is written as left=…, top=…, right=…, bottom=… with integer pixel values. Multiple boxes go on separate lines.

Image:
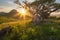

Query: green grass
left=0, top=17, right=60, bottom=40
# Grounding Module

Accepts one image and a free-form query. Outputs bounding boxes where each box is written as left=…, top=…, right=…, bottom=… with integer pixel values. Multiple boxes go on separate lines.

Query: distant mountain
left=0, top=9, right=21, bottom=19
left=0, top=12, right=7, bottom=16
left=8, top=9, right=18, bottom=16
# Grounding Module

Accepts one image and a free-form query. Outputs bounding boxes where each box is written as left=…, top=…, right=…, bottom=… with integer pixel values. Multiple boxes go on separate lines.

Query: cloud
left=7, top=1, right=19, bottom=7
left=0, top=7, right=14, bottom=12
left=27, top=0, right=35, bottom=3
left=0, top=8, right=4, bottom=9
left=7, top=1, right=14, bottom=4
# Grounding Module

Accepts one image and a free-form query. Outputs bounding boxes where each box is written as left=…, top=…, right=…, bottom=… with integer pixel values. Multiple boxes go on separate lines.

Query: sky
left=0, top=0, right=60, bottom=12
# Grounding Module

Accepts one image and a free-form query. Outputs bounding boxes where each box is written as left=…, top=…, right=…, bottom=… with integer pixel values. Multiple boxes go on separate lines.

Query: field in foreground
left=0, top=17, right=60, bottom=40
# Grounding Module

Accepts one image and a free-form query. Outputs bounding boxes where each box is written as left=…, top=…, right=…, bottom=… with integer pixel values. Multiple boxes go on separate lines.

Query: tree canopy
left=13, top=0, right=60, bottom=24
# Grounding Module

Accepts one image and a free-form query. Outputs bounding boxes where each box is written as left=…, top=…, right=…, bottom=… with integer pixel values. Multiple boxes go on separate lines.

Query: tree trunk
left=32, top=14, right=44, bottom=24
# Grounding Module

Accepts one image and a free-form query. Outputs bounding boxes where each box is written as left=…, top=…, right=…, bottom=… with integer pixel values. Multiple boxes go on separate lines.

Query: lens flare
left=19, top=8, right=26, bottom=15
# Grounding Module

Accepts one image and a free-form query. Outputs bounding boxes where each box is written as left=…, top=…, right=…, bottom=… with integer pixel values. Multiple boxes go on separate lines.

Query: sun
left=21, top=8, right=25, bottom=14
left=19, top=8, right=27, bottom=15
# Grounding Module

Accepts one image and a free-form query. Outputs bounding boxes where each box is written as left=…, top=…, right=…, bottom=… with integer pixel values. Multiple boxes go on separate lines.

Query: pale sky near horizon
left=0, top=0, right=60, bottom=12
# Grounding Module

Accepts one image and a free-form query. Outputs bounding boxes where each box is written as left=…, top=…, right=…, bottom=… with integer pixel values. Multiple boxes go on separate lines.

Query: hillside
left=0, top=9, right=21, bottom=19
left=0, top=9, right=20, bottom=24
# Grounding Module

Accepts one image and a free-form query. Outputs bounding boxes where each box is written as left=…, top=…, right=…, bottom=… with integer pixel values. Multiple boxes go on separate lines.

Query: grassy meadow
left=0, top=16, right=60, bottom=40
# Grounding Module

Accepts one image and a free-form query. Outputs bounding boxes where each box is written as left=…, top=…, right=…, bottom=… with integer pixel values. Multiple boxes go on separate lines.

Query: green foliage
left=0, top=17, right=60, bottom=40
left=54, top=3, right=60, bottom=9
left=31, top=0, right=56, bottom=5
left=0, top=17, right=17, bottom=24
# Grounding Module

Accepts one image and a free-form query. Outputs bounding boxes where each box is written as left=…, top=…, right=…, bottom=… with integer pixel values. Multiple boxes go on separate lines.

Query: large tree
left=13, top=0, right=60, bottom=24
